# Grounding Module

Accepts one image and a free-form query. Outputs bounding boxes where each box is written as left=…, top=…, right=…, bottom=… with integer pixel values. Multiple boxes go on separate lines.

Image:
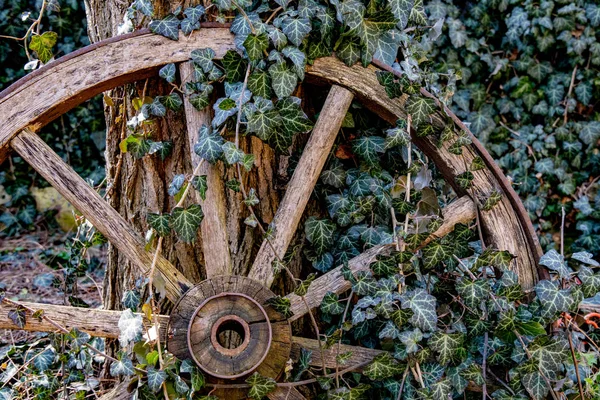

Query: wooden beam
left=180, top=62, right=232, bottom=278
left=10, top=129, right=193, bottom=303
left=286, top=196, right=476, bottom=321
left=248, top=85, right=354, bottom=287
left=292, top=336, right=382, bottom=370
left=267, top=387, right=307, bottom=400
left=0, top=301, right=169, bottom=339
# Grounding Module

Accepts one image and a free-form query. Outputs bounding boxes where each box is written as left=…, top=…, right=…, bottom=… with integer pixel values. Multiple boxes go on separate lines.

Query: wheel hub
left=167, top=276, right=291, bottom=387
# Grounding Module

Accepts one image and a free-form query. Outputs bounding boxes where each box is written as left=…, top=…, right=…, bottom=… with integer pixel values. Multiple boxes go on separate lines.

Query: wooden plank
left=286, top=197, right=476, bottom=321
left=248, top=85, right=354, bottom=288
left=10, top=129, right=193, bottom=303
left=0, top=301, right=169, bottom=339
left=306, top=57, right=543, bottom=288
left=180, top=61, right=232, bottom=278
left=292, top=336, right=383, bottom=370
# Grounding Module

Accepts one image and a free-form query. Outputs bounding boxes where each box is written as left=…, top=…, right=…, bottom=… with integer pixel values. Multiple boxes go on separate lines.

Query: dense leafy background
left=0, top=0, right=105, bottom=238
left=426, top=0, right=600, bottom=255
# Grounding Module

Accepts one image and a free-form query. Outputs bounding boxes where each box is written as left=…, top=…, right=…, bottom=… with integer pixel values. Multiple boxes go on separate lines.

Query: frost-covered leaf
left=33, top=346, right=55, bottom=372
left=171, top=204, right=204, bottom=243
left=133, top=0, right=154, bottom=16
left=572, top=251, right=599, bottom=267
left=191, top=48, right=215, bottom=72
left=122, top=290, right=141, bottom=310
left=118, top=309, right=143, bottom=347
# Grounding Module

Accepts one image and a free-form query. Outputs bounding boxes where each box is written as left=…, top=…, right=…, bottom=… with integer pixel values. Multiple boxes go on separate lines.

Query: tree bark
left=83, top=1, right=282, bottom=310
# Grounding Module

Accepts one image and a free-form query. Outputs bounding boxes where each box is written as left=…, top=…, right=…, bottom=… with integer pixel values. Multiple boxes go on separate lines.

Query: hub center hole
left=216, top=319, right=246, bottom=349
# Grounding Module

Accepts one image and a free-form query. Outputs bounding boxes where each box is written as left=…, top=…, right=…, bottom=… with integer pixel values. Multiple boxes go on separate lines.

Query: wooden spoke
left=292, top=336, right=383, bottom=370
left=286, top=196, right=476, bottom=321
left=180, top=62, right=232, bottom=278
left=0, top=301, right=169, bottom=339
left=248, top=85, right=354, bottom=287
left=306, top=57, right=543, bottom=287
left=10, top=129, right=193, bottom=303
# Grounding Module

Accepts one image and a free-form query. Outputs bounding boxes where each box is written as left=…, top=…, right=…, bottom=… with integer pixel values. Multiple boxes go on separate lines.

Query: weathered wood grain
left=180, top=61, right=232, bottom=278
left=0, top=28, right=234, bottom=156
left=10, top=129, right=193, bottom=303
left=267, top=387, right=308, bottom=400
left=248, top=86, right=354, bottom=288
left=0, top=301, right=169, bottom=339
left=306, top=57, right=543, bottom=288
left=292, top=336, right=383, bottom=370
left=286, top=196, right=476, bottom=320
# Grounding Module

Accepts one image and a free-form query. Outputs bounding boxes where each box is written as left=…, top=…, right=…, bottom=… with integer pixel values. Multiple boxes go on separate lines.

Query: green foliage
left=427, top=0, right=600, bottom=255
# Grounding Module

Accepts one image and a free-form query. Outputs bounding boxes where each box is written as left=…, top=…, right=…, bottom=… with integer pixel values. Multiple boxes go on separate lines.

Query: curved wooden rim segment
left=0, top=28, right=542, bottom=289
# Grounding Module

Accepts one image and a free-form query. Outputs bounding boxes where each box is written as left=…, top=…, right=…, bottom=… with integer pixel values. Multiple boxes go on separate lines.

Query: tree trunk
left=83, top=0, right=284, bottom=311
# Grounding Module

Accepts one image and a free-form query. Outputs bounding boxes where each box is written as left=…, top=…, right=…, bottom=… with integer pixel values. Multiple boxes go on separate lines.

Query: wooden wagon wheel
left=0, top=26, right=547, bottom=399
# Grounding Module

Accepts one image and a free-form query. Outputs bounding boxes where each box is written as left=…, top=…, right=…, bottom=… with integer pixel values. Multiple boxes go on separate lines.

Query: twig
left=565, top=318, right=585, bottom=400
left=564, top=65, right=577, bottom=125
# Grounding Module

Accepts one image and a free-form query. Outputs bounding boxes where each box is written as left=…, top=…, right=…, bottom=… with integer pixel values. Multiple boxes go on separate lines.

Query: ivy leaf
left=295, top=273, right=317, bottom=296
left=336, top=37, right=361, bottom=66
left=580, top=121, right=600, bottom=146
left=455, top=171, right=474, bottom=189
left=269, top=62, right=298, bottom=99
left=352, top=271, right=378, bottom=296
left=162, top=93, right=183, bottom=111
left=171, top=204, right=204, bottom=243
left=401, top=289, right=437, bottom=331
left=122, top=290, right=141, bottom=310
left=539, top=249, right=571, bottom=278
left=159, top=63, right=176, bottom=83
left=184, top=5, right=205, bottom=22
left=191, top=175, right=208, bottom=200
left=149, top=14, right=180, bottom=40
left=246, top=372, right=277, bottom=400
left=147, top=367, right=167, bottom=393
left=248, top=70, right=273, bottom=98
left=222, top=50, right=248, bottom=82
left=429, top=332, right=463, bottom=365
left=247, top=104, right=281, bottom=141
left=277, top=97, right=313, bottom=135
left=320, top=292, right=345, bottom=315
left=110, top=354, right=135, bottom=377
left=352, top=136, right=385, bottom=166
left=29, top=31, right=57, bottom=63
left=321, top=162, right=347, bottom=188
left=8, top=306, right=26, bottom=328
left=222, top=141, right=245, bottom=165
left=33, top=346, right=55, bottom=372
left=282, top=46, right=306, bottom=79
left=244, top=33, right=269, bottom=61
left=363, top=353, right=403, bottom=380
left=133, top=0, right=154, bottom=16
left=281, top=17, right=311, bottom=46
left=305, top=217, right=336, bottom=255
left=266, top=296, right=293, bottom=318
left=147, top=213, right=171, bottom=236
left=118, top=309, right=143, bottom=347
left=456, top=278, right=488, bottom=309
left=194, top=125, right=224, bottom=163
left=572, top=251, right=600, bottom=267
left=521, top=372, right=548, bottom=400
left=535, top=280, right=575, bottom=318
left=406, top=96, right=435, bottom=127
left=191, top=48, right=215, bottom=73
left=388, top=0, right=413, bottom=30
